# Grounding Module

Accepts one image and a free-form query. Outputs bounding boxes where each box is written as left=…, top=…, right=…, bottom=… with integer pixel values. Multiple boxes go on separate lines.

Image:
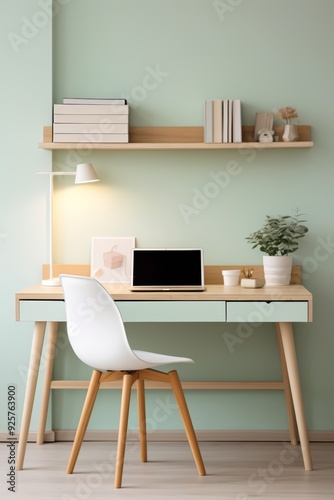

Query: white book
left=63, top=97, right=126, bottom=105
left=204, top=100, right=213, bottom=143
left=53, top=133, right=129, bottom=143
left=54, top=104, right=129, bottom=115
left=223, top=99, right=228, bottom=143
left=54, top=114, right=128, bottom=124
left=232, top=99, right=242, bottom=143
left=228, top=99, right=233, bottom=143
left=213, top=100, right=223, bottom=143
left=53, top=123, right=128, bottom=134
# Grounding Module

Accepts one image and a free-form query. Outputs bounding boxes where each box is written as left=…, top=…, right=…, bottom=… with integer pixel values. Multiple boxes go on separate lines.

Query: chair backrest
left=59, top=274, right=141, bottom=371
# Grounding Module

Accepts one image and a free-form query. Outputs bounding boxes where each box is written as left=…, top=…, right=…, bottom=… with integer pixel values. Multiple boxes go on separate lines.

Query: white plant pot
left=222, top=269, right=240, bottom=286
left=263, top=255, right=293, bottom=286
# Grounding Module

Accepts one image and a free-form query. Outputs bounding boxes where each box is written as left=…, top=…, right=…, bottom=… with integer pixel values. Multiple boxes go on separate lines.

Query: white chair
left=59, top=275, right=206, bottom=488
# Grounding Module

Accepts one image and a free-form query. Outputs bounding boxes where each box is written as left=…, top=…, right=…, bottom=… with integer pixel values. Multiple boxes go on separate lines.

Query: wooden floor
left=1, top=441, right=334, bottom=499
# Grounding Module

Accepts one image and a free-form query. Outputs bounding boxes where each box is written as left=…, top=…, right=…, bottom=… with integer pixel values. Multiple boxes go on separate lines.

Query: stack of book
left=53, top=98, right=129, bottom=143
left=204, top=99, right=242, bottom=144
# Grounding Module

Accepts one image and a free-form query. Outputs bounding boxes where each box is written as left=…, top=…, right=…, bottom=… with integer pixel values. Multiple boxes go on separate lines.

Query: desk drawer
left=226, top=301, right=308, bottom=323
left=19, top=300, right=226, bottom=323
left=20, top=300, right=66, bottom=321
left=117, top=301, right=226, bottom=322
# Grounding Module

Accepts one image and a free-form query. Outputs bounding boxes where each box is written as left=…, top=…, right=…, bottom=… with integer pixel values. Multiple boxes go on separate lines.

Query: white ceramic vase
left=263, top=255, right=293, bottom=286
left=282, top=124, right=299, bottom=142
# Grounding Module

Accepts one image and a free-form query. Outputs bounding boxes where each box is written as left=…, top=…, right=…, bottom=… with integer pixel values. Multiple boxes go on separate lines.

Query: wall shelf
left=39, top=125, right=313, bottom=151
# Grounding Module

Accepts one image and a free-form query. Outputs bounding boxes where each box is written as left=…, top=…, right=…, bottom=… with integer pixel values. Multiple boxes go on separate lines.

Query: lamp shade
left=75, top=163, right=100, bottom=184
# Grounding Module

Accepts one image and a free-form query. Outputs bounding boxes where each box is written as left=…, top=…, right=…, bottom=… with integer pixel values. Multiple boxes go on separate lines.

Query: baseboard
left=54, top=429, right=334, bottom=443
left=0, top=431, right=55, bottom=442
left=1, top=429, right=333, bottom=443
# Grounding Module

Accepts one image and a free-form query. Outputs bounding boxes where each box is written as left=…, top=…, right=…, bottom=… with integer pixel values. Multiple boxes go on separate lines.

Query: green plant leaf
left=245, top=210, right=308, bottom=256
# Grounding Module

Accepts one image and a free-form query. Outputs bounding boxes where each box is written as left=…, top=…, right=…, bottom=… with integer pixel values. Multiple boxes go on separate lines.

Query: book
left=232, top=99, right=242, bottom=143
left=53, top=133, right=129, bottom=143
left=53, top=114, right=129, bottom=124
left=53, top=123, right=128, bottom=134
left=53, top=104, right=129, bottom=115
left=204, top=100, right=214, bottom=143
left=63, top=98, right=127, bottom=105
left=213, top=100, right=223, bottom=143
left=223, top=99, right=228, bottom=143
left=254, top=112, right=274, bottom=141
left=228, top=99, right=233, bottom=143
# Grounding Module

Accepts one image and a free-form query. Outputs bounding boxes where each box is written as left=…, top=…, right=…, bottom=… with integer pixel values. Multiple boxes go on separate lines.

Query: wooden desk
left=15, top=276, right=313, bottom=472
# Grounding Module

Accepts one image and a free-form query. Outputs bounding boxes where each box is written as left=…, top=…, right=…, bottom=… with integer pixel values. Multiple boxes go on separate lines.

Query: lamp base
left=42, top=278, right=61, bottom=287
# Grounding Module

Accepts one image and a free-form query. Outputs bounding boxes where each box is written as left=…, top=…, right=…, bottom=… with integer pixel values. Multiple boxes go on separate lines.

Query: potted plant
left=246, top=210, right=308, bottom=285
left=276, top=106, right=299, bottom=142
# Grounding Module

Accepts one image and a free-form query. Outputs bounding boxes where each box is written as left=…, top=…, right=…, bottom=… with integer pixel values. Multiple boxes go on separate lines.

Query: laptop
left=130, top=248, right=206, bottom=291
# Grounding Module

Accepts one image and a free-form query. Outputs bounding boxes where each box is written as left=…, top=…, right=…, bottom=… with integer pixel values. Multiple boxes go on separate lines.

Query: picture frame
left=90, top=236, right=135, bottom=283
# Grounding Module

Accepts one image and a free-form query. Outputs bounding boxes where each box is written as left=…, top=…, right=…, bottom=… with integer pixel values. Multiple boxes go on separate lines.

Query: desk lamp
left=38, top=163, right=99, bottom=286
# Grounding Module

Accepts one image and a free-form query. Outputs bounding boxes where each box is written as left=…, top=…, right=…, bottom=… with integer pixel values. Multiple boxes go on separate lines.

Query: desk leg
left=276, top=324, right=298, bottom=445
left=278, top=322, right=313, bottom=471
left=17, top=321, right=47, bottom=471
left=37, top=321, right=59, bottom=444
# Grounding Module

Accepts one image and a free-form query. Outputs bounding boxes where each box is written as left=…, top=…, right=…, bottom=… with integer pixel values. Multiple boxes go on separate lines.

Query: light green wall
left=1, top=0, right=52, bottom=432
left=1, top=0, right=334, bottom=435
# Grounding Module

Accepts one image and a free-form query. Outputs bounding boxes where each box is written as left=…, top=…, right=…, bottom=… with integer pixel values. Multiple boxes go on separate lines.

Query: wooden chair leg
left=168, top=370, right=206, bottom=476
left=137, top=377, right=147, bottom=462
left=67, top=370, right=102, bottom=474
left=115, top=373, right=134, bottom=489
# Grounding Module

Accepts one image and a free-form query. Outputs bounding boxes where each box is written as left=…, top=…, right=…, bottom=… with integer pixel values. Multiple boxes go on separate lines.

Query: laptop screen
left=131, top=248, right=204, bottom=288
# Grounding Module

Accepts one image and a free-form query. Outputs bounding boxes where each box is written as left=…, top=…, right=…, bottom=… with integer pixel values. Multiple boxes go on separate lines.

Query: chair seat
left=96, top=350, right=194, bottom=372
left=89, top=350, right=194, bottom=372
